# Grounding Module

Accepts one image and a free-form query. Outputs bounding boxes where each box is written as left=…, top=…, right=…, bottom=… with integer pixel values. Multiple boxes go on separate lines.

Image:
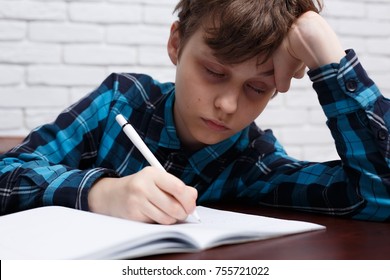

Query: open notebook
left=0, top=206, right=325, bottom=259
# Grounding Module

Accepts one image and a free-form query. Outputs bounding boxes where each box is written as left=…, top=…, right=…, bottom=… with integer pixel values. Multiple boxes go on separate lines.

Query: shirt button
left=345, top=79, right=358, bottom=92
left=378, top=129, right=388, bottom=141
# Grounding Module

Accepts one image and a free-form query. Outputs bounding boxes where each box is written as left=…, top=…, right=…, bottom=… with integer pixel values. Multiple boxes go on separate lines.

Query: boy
left=0, top=0, right=389, bottom=223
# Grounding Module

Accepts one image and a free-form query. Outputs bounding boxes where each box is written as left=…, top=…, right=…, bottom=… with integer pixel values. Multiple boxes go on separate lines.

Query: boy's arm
left=0, top=75, right=119, bottom=215
left=260, top=12, right=390, bottom=221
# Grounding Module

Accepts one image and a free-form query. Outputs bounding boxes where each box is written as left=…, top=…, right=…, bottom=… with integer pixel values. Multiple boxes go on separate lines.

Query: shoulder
left=106, top=73, right=174, bottom=96
left=104, top=73, right=175, bottom=108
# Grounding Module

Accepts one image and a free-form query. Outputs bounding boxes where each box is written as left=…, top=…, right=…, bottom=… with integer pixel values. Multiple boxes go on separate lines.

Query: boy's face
left=168, top=22, right=276, bottom=150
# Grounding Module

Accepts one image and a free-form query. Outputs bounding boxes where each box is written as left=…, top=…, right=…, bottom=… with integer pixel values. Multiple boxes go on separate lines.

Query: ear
left=167, top=21, right=181, bottom=65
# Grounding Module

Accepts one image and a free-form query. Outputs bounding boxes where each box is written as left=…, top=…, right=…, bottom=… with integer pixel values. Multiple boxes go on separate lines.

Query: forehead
left=184, top=25, right=274, bottom=73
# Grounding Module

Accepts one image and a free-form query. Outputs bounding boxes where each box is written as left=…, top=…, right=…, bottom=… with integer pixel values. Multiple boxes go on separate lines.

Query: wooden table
left=140, top=204, right=390, bottom=260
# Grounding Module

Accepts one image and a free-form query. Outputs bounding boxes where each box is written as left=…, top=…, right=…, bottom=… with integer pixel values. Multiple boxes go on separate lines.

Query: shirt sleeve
left=0, top=74, right=120, bottom=215
left=310, top=49, right=390, bottom=221
left=238, top=50, right=390, bottom=222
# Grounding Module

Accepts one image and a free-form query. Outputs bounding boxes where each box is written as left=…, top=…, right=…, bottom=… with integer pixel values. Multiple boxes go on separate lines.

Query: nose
left=214, top=89, right=239, bottom=114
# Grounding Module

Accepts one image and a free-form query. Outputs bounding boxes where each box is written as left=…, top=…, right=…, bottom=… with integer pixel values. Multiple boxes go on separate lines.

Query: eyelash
left=205, top=66, right=266, bottom=95
left=205, top=67, right=225, bottom=78
left=246, top=84, right=265, bottom=95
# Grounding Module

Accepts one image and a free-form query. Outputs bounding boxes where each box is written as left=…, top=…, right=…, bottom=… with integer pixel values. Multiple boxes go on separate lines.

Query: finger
left=127, top=180, right=186, bottom=224
left=273, top=31, right=308, bottom=93
left=273, top=46, right=295, bottom=93
left=146, top=187, right=189, bottom=222
left=140, top=200, right=179, bottom=225
left=136, top=167, right=197, bottom=222
left=274, top=60, right=306, bottom=92
left=293, top=63, right=306, bottom=79
left=150, top=169, right=198, bottom=215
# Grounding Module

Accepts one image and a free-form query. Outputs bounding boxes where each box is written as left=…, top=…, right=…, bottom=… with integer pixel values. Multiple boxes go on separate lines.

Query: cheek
left=255, top=100, right=269, bottom=115
left=184, top=86, right=209, bottom=107
left=176, top=87, right=204, bottom=112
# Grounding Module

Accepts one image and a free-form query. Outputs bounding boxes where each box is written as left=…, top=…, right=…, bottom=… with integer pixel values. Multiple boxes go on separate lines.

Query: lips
left=202, top=118, right=229, bottom=132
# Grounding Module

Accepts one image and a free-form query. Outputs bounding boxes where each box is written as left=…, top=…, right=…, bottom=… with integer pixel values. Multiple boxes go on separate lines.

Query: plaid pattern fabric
left=1, top=50, right=389, bottom=221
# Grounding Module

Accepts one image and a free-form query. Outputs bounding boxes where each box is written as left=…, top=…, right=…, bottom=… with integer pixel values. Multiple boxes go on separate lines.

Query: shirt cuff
left=308, top=49, right=381, bottom=118
left=43, top=168, right=118, bottom=211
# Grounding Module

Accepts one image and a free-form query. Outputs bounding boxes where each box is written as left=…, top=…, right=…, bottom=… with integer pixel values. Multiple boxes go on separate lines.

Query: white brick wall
left=0, top=0, right=389, bottom=162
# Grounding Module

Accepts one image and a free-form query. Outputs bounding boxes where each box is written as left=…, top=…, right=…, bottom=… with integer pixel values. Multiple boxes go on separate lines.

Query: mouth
left=202, top=118, right=230, bottom=132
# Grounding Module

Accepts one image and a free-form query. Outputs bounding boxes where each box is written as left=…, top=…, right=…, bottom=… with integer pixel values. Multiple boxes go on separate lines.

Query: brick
left=0, top=109, right=23, bottom=130
left=255, top=109, right=308, bottom=127
left=339, top=37, right=367, bottom=54
left=284, top=91, right=319, bottom=108
left=0, top=86, right=69, bottom=107
left=0, top=65, right=24, bottom=85
left=29, top=22, right=104, bottom=43
left=368, top=4, right=390, bottom=20
left=362, top=55, right=390, bottom=73
left=107, top=66, right=176, bottom=83
left=309, top=109, right=327, bottom=125
left=288, top=74, right=312, bottom=89
left=144, top=5, right=176, bottom=25
left=138, top=46, right=172, bottom=66
left=110, top=0, right=176, bottom=5
left=303, top=146, right=339, bottom=162
left=265, top=93, right=284, bottom=108
left=0, top=21, right=26, bottom=40
left=0, top=1, right=66, bottom=21
left=367, top=38, right=390, bottom=55
left=281, top=145, right=303, bottom=160
left=70, top=86, right=96, bottom=103
left=337, top=19, right=390, bottom=37
left=64, top=45, right=137, bottom=65
left=369, top=73, right=390, bottom=93
left=322, top=1, right=365, bottom=18
left=27, top=65, right=107, bottom=87
left=0, top=42, right=61, bottom=64
left=279, top=126, right=334, bottom=145
left=69, top=3, right=142, bottom=23
left=67, top=0, right=104, bottom=2
left=107, top=25, right=169, bottom=45
left=25, top=108, right=66, bottom=130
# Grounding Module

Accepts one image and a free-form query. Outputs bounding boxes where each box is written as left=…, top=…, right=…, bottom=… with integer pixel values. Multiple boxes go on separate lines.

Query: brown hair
left=174, top=0, right=323, bottom=64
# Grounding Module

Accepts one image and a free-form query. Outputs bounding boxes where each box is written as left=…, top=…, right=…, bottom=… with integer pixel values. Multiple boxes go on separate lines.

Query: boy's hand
left=88, top=167, right=198, bottom=224
left=273, top=11, right=346, bottom=92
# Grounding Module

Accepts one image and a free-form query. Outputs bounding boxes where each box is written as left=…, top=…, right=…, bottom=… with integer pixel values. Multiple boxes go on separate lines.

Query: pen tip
left=192, top=212, right=201, bottom=223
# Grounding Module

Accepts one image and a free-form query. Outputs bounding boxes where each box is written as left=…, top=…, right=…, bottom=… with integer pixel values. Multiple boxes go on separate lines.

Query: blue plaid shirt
left=1, top=50, right=389, bottom=221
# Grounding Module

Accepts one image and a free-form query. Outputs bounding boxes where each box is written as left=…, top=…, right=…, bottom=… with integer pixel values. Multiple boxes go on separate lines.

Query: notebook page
left=169, top=206, right=325, bottom=249
left=0, top=206, right=184, bottom=259
left=0, top=206, right=325, bottom=259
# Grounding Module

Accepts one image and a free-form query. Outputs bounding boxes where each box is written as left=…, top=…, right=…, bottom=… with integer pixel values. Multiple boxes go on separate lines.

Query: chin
left=195, top=135, right=230, bottom=146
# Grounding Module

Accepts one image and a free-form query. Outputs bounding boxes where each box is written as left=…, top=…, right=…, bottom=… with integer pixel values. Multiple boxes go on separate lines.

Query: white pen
left=115, top=114, right=201, bottom=223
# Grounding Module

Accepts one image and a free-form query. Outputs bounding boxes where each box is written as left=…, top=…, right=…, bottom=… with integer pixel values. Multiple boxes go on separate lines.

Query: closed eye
left=246, top=83, right=265, bottom=94
left=205, top=67, right=225, bottom=79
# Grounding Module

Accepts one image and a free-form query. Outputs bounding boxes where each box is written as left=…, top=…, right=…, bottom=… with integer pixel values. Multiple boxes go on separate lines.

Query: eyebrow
left=200, top=47, right=275, bottom=77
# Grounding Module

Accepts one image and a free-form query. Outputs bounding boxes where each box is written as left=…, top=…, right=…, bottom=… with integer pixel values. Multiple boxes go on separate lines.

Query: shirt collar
left=144, top=90, right=181, bottom=149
